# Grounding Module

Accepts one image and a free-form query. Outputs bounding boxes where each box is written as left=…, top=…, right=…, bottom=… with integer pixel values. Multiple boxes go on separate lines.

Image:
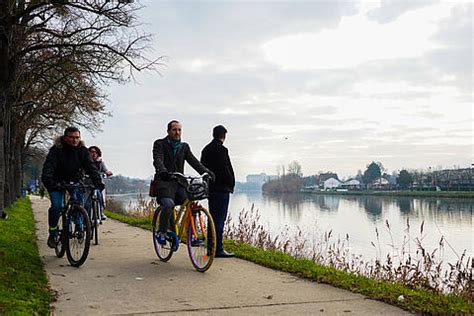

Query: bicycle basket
left=186, top=178, right=208, bottom=200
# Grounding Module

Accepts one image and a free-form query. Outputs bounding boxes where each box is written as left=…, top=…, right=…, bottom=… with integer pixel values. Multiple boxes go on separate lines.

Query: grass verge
left=224, top=240, right=473, bottom=315
left=0, top=198, right=51, bottom=315
left=104, top=209, right=473, bottom=314
left=104, top=210, right=152, bottom=231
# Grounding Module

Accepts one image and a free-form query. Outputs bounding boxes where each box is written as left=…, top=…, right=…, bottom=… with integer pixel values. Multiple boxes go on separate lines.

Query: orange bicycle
left=152, top=172, right=216, bottom=272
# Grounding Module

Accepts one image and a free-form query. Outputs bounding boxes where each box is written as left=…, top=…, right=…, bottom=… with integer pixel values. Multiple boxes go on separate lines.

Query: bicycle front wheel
left=187, top=206, right=216, bottom=272
left=54, top=212, right=66, bottom=258
left=65, top=205, right=91, bottom=267
left=152, top=206, right=173, bottom=261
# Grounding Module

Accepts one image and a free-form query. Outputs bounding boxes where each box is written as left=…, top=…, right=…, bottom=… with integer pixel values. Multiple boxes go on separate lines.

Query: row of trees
left=0, top=0, right=159, bottom=217
left=263, top=160, right=456, bottom=193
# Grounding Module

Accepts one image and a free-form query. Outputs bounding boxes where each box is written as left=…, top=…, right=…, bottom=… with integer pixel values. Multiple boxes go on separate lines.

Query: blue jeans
left=157, top=187, right=187, bottom=233
left=48, top=185, right=84, bottom=235
left=208, top=192, right=230, bottom=253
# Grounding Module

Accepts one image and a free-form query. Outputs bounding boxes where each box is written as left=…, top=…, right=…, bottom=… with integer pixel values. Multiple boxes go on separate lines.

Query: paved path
left=32, top=196, right=410, bottom=315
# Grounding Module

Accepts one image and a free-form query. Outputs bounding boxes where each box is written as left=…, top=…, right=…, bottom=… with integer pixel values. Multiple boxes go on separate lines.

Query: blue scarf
left=168, top=138, right=182, bottom=156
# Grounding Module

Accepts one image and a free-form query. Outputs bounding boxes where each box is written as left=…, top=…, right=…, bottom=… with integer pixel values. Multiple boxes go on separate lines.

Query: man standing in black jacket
left=41, top=127, right=104, bottom=248
left=201, top=125, right=235, bottom=258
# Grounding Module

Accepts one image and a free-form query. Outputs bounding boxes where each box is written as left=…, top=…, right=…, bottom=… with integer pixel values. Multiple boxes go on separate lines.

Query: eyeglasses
left=67, top=135, right=80, bottom=140
left=89, top=150, right=97, bottom=153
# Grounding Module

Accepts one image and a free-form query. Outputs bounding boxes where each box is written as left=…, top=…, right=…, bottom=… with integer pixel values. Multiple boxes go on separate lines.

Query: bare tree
left=0, top=0, right=161, bottom=215
left=288, top=160, right=303, bottom=177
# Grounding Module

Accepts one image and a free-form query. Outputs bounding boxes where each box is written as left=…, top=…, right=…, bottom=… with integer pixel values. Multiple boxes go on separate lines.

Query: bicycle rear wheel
left=152, top=206, right=173, bottom=261
left=91, top=200, right=100, bottom=245
left=54, top=212, right=66, bottom=258
left=65, top=205, right=91, bottom=267
left=187, top=206, right=216, bottom=272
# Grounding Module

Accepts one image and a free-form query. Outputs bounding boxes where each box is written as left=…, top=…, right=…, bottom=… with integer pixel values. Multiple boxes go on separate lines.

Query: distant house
left=341, top=179, right=361, bottom=190
left=370, top=177, right=390, bottom=190
left=323, top=177, right=341, bottom=190
left=319, top=172, right=339, bottom=183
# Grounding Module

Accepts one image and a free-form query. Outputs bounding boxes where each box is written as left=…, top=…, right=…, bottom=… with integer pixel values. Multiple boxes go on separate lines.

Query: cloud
left=262, top=2, right=456, bottom=70
left=366, top=0, right=439, bottom=23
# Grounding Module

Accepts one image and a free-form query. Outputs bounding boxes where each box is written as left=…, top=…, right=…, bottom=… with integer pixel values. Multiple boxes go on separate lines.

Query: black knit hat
left=212, top=125, right=227, bottom=139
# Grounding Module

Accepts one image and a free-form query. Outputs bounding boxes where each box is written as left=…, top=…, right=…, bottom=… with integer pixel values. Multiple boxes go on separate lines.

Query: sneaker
left=101, top=213, right=107, bottom=221
left=156, top=232, right=166, bottom=245
left=47, top=235, right=56, bottom=248
left=191, top=238, right=204, bottom=247
left=166, top=231, right=179, bottom=252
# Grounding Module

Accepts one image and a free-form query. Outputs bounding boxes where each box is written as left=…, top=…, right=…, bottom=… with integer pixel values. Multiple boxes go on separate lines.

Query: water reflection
left=262, top=193, right=303, bottom=219
left=396, top=198, right=413, bottom=214
left=256, top=193, right=473, bottom=225
left=358, top=196, right=383, bottom=221
left=406, top=198, right=473, bottom=225
left=311, top=195, right=340, bottom=212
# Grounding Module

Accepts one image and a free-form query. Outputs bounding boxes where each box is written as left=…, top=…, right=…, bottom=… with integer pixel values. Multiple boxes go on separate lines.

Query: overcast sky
left=84, top=0, right=472, bottom=181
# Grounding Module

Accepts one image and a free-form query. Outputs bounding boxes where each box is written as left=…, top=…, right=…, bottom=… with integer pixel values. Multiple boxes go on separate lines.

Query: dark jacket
left=41, top=137, right=103, bottom=191
left=201, top=138, right=235, bottom=193
left=153, top=136, right=209, bottom=198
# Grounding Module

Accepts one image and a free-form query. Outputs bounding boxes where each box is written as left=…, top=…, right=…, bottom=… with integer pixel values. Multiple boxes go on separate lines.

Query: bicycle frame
left=172, top=200, right=207, bottom=243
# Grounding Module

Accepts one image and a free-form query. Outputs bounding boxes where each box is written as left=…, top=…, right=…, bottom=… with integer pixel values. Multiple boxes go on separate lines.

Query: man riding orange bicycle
left=152, top=120, right=214, bottom=249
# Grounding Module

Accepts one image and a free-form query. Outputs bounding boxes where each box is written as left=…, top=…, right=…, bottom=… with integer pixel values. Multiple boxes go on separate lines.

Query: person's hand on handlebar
left=52, top=182, right=63, bottom=191
left=96, top=182, right=105, bottom=191
left=204, top=170, right=215, bottom=182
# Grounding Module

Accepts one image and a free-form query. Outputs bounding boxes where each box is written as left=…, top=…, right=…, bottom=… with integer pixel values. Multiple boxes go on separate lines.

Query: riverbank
left=302, top=190, right=474, bottom=199
left=104, top=209, right=473, bottom=314
left=0, top=197, right=50, bottom=315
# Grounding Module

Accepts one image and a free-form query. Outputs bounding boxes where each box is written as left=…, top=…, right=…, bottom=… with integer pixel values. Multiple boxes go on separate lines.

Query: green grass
left=104, top=210, right=152, bottom=231
left=224, top=240, right=473, bottom=315
left=106, top=209, right=473, bottom=314
left=0, top=198, right=51, bottom=315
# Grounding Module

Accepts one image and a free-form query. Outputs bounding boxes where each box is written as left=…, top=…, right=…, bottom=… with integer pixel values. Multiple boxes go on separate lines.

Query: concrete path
left=32, top=196, right=410, bottom=315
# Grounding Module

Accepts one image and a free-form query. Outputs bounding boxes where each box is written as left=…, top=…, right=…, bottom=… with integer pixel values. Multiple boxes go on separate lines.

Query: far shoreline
left=264, top=190, right=474, bottom=199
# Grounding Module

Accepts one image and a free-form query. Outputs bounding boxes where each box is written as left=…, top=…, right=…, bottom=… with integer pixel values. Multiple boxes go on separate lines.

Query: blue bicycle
left=54, top=182, right=91, bottom=267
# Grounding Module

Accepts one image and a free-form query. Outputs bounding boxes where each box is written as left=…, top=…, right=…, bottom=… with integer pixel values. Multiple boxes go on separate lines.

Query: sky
left=84, top=0, right=473, bottom=182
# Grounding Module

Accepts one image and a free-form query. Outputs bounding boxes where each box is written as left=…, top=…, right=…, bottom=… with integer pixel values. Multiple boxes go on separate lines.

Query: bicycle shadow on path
left=31, top=196, right=409, bottom=315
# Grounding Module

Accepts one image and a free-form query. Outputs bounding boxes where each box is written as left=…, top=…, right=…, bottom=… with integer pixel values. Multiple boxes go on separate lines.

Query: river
left=108, top=191, right=473, bottom=265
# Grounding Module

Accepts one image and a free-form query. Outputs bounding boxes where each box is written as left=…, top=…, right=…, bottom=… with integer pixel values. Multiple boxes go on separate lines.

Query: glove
left=158, top=171, right=172, bottom=181
left=205, top=170, right=215, bottom=182
left=96, top=182, right=105, bottom=191
left=51, top=182, right=63, bottom=191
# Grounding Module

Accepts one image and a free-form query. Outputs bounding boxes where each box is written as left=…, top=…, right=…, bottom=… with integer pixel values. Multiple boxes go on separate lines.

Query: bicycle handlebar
left=58, top=181, right=99, bottom=191
left=170, top=172, right=210, bottom=180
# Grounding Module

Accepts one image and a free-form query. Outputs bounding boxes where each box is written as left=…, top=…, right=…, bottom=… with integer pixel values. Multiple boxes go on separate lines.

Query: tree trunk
left=0, top=0, right=10, bottom=215
left=4, top=105, right=12, bottom=207
left=13, top=130, right=23, bottom=199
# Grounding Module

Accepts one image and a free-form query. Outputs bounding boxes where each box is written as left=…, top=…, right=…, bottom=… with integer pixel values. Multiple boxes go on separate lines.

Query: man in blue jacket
left=201, top=125, right=235, bottom=258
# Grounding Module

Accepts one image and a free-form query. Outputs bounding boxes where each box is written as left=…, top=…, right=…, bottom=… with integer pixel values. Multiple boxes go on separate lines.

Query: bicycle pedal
left=191, top=239, right=204, bottom=246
